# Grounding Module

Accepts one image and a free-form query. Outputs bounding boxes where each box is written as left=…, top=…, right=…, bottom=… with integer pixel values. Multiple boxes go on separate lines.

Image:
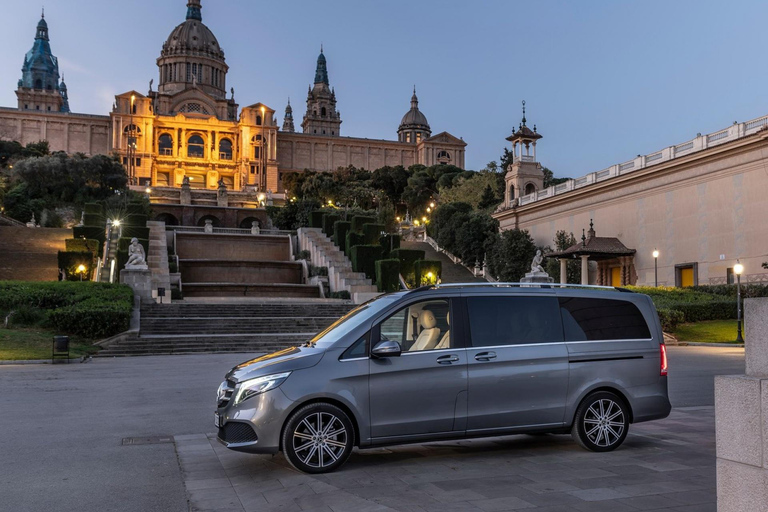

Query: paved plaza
left=0, top=346, right=745, bottom=512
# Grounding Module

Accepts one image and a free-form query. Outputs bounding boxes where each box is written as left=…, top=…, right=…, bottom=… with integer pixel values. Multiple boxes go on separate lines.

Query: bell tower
left=504, top=101, right=544, bottom=207
left=302, top=47, right=342, bottom=136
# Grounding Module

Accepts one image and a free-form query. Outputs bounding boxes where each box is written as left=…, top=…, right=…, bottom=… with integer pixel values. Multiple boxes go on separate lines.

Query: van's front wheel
left=571, top=391, right=629, bottom=452
left=282, top=403, right=354, bottom=474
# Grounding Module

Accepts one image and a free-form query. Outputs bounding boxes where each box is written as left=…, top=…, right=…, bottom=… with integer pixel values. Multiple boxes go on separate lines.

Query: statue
left=78, top=211, right=85, bottom=227
left=231, top=87, right=235, bottom=100
left=26, top=213, right=37, bottom=228
left=217, top=178, right=227, bottom=190
left=251, top=221, right=260, bottom=235
left=149, top=78, right=154, bottom=92
left=204, top=219, right=214, bottom=234
left=182, top=176, right=190, bottom=187
left=531, top=250, right=545, bottom=273
left=125, top=238, right=147, bottom=269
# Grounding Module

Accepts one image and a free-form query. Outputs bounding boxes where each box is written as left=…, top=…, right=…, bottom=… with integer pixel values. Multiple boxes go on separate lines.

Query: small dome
left=161, top=19, right=224, bottom=61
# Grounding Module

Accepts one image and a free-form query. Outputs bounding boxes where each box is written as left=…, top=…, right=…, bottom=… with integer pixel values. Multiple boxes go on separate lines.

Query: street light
left=652, top=249, right=659, bottom=287
left=734, top=261, right=744, bottom=343
left=76, top=264, right=87, bottom=282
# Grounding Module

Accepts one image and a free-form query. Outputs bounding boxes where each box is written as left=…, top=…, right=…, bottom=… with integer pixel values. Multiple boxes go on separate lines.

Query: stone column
left=560, top=259, right=567, bottom=284
left=715, top=298, right=768, bottom=512
left=581, top=255, right=590, bottom=285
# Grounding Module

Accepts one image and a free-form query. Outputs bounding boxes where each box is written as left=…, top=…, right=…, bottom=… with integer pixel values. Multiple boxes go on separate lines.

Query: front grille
left=217, top=379, right=236, bottom=408
left=218, top=422, right=258, bottom=444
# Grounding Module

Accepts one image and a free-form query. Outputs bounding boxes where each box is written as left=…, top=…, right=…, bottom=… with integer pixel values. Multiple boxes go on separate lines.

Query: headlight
left=233, top=372, right=291, bottom=405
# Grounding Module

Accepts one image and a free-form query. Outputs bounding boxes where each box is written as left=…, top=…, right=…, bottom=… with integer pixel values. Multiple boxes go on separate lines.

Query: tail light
left=660, top=343, right=668, bottom=376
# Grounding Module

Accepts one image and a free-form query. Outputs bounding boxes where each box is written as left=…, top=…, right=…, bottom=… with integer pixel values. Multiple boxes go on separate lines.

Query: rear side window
left=466, top=296, right=564, bottom=347
left=559, top=297, right=651, bottom=341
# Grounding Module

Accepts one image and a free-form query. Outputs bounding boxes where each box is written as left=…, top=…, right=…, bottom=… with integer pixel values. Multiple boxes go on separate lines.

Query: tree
left=500, top=148, right=514, bottom=172
left=488, top=229, right=537, bottom=282
left=544, top=230, right=580, bottom=283
left=438, top=170, right=504, bottom=210
left=478, top=184, right=499, bottom=210
left=542, top=167, right=569, bottom=189
left=454, top=211, right=499, bottom=266
left=371, top=165, right=410, bottom=205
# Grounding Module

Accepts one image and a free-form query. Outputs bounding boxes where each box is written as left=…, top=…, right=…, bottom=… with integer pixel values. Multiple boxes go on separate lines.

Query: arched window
left=508, top=185, right=515, bottom=200
left=158, top=134, right=173, bottom=156
left=188, top=135, right=205, bottom=158
left=219, top=139, right=233, bottom=160
left=524, top=183, right=536, bottom=196
left=321, top=107, right=327, bottom=117
left=256, top=115, right=262, bottom=126
left=123, top=124, right=142, bottom=134
left=437, top=151, right=452, bottom=163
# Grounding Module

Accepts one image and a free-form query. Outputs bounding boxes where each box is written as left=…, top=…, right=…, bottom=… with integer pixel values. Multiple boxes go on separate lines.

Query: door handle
left=436, top=354, right=460, bottom=365
left=474, top=351, right=497, bottom=362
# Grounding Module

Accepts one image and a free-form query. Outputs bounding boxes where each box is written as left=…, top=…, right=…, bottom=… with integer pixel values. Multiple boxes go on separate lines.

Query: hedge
left=57, top=252, right=94, bottom=281
left=376, top=259, right=401, bottom=293
left=415, top=260, right=442, bottom=286
left=329, top=291, right=351, bottom=300
left=350, top=245, right=383, bottom=280
left=362, top=223, right=385, bottom=245
left=333, top=221, right=351, bottom=250
left=345, top=232, right=365, bottom=256
left=65, top=238, right=100, bottom=256
left=668, top=301, right=738, bottom=323
left=126, top=202, right=146, bottom=216
left=309, top=211, right=325, bottom=229
left=120, top=226, right=150, bottom=240
left=351, top=216, right=376, bottom=233
left=84, top=203, right=103, bottom=215
left=73, top=226, right=105, bottom=253
left=391, top=248, right=425, bottom=285
left=379, top=234, right=401, bottom=259
left=123, top=214, right=148, bottom=227
left=322, top=214, right=340, bottom=237
left=658, top=308, right=685, bottom=331
left=0, top=282, right=133, bottom=338
left=83, top=213, right=104, bottom=227
left=628, top=286, right=743, bottom=328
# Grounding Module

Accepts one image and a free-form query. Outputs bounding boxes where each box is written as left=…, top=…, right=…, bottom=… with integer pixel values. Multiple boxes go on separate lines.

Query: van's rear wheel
left=571, top=391, right=629, bottom=452
left=282, top=403, right=354, bottom=474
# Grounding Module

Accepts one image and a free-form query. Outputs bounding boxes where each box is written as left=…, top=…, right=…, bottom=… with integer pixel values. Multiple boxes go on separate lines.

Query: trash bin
left=52, top=335, right=70, bottom=363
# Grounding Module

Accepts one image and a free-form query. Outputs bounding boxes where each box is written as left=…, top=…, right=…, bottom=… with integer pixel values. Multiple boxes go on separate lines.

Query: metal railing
left=433, top=282, right=621, bottom=291
left=166, top=225, right=295, bottom=236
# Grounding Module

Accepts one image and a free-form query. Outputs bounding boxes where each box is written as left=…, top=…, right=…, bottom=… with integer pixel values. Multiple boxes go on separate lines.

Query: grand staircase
left=96, top=301, right=353, bottom=356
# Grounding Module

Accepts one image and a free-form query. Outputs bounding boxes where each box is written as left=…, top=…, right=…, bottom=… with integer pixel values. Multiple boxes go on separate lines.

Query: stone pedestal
left=715, top=298, right=768, bottom=512
left=120, top=268, right=153, bottom=304
left=180, top=183, right=191, bottom=205
left=217, top=189, right=228, bottom=208
left=521, top=271, right=554, bottom=284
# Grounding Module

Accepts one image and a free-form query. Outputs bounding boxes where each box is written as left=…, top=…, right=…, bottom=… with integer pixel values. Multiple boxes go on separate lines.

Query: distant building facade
left=0, top=1, right=467, bottom=195
left=493, top=108, right=768, bottom=287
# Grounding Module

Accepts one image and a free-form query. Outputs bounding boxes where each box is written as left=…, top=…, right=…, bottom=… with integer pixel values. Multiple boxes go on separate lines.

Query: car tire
left=571, top=391, right=629, bottom=452
left=282, top=403, right=354, bottom=474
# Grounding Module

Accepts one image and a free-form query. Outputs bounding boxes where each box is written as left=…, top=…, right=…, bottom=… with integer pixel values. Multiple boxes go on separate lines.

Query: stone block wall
left=0, top=226, right=69, bottom=281
left=715, top=298, right=768, bottom=512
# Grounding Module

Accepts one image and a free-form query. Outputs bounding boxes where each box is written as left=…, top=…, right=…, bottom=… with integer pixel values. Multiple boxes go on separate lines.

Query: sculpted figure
left=531, top=250, right=545, bottom=274
left=125, top=238, right=147, bottom=267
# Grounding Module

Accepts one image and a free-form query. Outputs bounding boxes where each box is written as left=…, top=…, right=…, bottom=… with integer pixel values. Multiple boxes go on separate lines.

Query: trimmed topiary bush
left=65, top=238, right=100, bottom=256
left=657, top=308, right=685, bottom=332
left=57, top=252, right=94, bottom=281
left=329, top=291, right=351, bottom=300
left=415, top=260, right=442, bottom=286
left=121, top=226, right=150, bottom=240
left=309, top=211, right=325, bottom=229
left=362, top=223, right=385, bottom=245
left=83, top=213, right=103, bottom=227
left=73, top=226, right=105, bottom=253
left=345, top=232, right=365, bottom=256
left=350, top=245, right=384, bottom=280
left=322, top=214, right=340, bottom=237
left=376, top=259, right=401, bottom=293
left=123, top=213, right=148, bottom=227
left=379, top=234, right=401, bottom=259
left=333, top=221, right=351, bottom=250
left=84, top=203, right=104, bottom=216
left=351, top=216, right=376, bottom=233
left=391, top=248, right=425, bottom=286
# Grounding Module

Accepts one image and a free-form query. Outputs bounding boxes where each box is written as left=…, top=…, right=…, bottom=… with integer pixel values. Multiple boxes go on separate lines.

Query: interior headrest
left=419, top=310, right=437, bottom=329
left=446, top=312, right=450, bottom=326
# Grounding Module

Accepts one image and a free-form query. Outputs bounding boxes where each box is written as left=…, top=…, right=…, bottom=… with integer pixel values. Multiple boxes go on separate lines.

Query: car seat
left=409, top=310, right=441, bottom=351
left=435, top=312, right=450, bottom=349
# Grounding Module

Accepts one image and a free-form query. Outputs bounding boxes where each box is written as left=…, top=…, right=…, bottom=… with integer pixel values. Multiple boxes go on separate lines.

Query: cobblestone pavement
left=177, top=407, right=716, bottom=512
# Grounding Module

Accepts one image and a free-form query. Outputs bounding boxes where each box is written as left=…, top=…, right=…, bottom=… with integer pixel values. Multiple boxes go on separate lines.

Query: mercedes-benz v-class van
left=215, top=283, right=671, bottom=473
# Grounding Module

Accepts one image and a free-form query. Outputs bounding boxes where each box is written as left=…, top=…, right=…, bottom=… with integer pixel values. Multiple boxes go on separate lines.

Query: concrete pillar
left=559, top=259, right=567, bottom=284
left=715, top=298, right=768, bottom=512
left=581, top=255, right=590, bottom=285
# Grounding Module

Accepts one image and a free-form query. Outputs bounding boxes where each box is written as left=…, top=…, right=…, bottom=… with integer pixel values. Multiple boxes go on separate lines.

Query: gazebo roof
left=547, top=222, right=636, bottom=261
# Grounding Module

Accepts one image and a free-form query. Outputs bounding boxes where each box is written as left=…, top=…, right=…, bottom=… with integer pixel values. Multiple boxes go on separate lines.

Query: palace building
left=0, top=1, right=467, bottom=196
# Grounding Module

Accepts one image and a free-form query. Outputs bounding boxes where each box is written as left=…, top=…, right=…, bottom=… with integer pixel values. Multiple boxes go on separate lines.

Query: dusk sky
left=2, top=0, right=768, bottom=178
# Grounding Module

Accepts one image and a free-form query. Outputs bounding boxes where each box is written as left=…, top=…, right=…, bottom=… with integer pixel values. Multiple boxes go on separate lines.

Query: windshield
left=308, top=293, right=404, bottom=348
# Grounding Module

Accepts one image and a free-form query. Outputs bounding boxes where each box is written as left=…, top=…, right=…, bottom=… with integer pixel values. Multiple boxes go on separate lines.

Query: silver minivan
left=215, top=283, right=671, bottom=474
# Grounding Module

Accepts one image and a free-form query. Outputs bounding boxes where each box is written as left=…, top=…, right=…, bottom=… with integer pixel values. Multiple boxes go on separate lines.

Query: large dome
left=399, top=90, right=430, bottom=132
left=160, top=1, right=225, bottom=62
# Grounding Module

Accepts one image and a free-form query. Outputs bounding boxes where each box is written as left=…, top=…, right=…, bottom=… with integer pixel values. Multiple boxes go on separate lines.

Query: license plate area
left=214, top=412, right=223, bottom=428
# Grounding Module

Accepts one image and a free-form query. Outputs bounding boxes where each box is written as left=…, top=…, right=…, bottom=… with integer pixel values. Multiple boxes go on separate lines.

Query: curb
left=677, top=342, right=745, bottom=348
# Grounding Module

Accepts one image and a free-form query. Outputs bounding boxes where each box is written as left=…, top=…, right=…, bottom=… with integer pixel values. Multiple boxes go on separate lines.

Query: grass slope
left=0, top=328, right=99, bottom=360
left=672, top=320, right=741, bottom=344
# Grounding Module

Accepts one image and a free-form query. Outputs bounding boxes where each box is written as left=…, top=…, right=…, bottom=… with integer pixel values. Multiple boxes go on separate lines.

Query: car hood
left=227, top=346, right=325, bottom=382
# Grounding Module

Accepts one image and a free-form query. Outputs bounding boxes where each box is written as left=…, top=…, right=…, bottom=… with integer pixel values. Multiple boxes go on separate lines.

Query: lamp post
left=128, top=95, right=136, bottom=186
left=76, top=264, right=87, bottom=282
left=653, top=249, right=659, bottom=287
left=734, top=260, right=744, bottom=343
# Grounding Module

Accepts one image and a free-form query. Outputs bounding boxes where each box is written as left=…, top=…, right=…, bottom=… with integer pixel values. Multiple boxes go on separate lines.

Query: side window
left=466, top=296, right=563, bottom=347
left=340, top=335, right=368, bottom=360
left=558, top=297, right=652, bottom=341
left=378, top=299, right=451, bottom=352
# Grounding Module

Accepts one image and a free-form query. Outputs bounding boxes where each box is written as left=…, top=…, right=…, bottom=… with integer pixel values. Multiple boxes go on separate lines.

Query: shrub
left=83, top=213, right=104, bottom=227
left=309, top=210, right=325, bottom=229
left=379, top=234, right=401, bottom=259
left=65, top=238, right=99, bottom=256
left=169, top=261, right=178, bottom=273
left=121, top=226, right=150, bottom=240
left=657, top=308, right=685, bottom=332
left=351, top=216, right=376, bottom=233
left=670, top=301, right=737, bottom=323
left=329, top=291, right=351, bottom=300
left=322, top=214, right=340, bottom=237
left=345, top=232, right=365, bottom=256
left=6, top=305, right=48, bottom=327
left=48, top=301, right=131, bottom=339
left=171, top=288, right=184, bottom=301
left=391, top=248, right=425, bottom=286
left=333, top=221, right=351, bottom=250
left=298, top=250, right=311, bottom=261
left=415, top=260, right=442, bottom=286
left=73, top=226, right=105, bottom=253
left=57, top=252, right=94, bottom=281
left=309, top=266, right=328, bottom=277
left=123, top=213, right=148, bottom=227
left=376, top=259, right=401, bottom=293
left=362, top=223, right=385, bottom=245
left=84, top=203, right=103, bottom=215
left=350, top=245, right=384, bottom=280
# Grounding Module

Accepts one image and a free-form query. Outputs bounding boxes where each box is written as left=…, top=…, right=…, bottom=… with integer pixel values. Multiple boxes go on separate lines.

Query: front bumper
left=216, top=387, right=295, bottom=454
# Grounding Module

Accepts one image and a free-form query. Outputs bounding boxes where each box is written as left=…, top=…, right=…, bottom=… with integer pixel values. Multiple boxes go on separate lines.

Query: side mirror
left=371, top=340, right=402, bottom=358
